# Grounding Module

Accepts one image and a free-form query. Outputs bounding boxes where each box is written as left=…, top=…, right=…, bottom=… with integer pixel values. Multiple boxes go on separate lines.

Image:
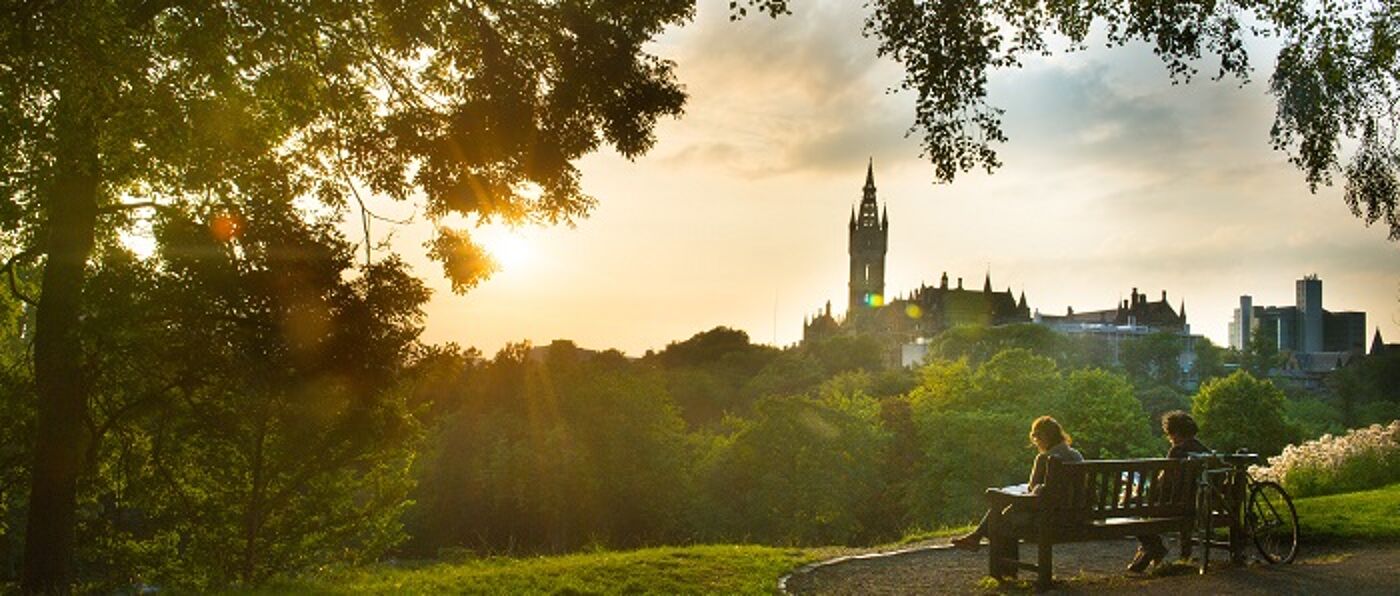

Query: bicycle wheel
left=1247, top=481, right=1298, bottom=564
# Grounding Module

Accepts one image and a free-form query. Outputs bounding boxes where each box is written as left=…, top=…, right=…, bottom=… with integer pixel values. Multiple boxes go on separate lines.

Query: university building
left=802, top=162, right=1030, bottom=364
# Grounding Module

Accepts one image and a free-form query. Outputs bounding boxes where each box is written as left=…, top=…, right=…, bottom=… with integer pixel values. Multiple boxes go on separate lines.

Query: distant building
left=1036, top=288, right=1200, bottom=388
left=1038, top=287, right=1187, bottom=332
left=1372, top=329, right=1400, bottom=356
left=1229, top=275, right=1367, bottom=355
left=803, top=161, right=1031, bottom=365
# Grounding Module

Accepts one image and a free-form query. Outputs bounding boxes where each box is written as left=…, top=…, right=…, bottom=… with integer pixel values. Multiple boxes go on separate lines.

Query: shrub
left=1250, top=420, right=1400, bottom=498
left=1193, top=371, right=1295, bottom=455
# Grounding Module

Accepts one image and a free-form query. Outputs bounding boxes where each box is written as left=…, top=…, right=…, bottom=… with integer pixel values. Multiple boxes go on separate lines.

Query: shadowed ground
left=783, top=537, right=1400, bottom=595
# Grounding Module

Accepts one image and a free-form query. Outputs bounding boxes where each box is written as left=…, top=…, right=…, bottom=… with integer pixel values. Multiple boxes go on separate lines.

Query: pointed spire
left=1373, top=328, right=1385, bottom=355
left=881, top=205, right=888, bottom=229
left=1179, top=300, right=1187, bottom=322
left=1018, top=291, right=1027, bottom=310
left=864, top=157, right=875, bottom=191
left=983, top=270, right=992, bottom=293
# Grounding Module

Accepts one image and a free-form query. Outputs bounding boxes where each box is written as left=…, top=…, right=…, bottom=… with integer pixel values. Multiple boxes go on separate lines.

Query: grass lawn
left=1295, top=482, right=1400, bottom=542
left=246, top=544, right=821, bottom=595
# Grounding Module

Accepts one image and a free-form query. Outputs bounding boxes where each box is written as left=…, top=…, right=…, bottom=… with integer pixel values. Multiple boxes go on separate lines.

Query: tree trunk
left=21, top=112, right=99, bottom=595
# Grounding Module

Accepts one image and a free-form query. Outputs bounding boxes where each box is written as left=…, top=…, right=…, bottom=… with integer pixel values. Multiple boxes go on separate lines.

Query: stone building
left=803, top=161, right=1031, bottom=362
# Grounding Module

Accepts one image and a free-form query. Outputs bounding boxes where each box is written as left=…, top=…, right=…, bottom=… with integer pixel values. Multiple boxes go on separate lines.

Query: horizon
left=351, top=0, right=1399, bottom=357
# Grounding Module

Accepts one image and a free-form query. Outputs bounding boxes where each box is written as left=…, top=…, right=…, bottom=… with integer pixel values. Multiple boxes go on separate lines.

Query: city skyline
left=360, top=1, right=1400, bottom=356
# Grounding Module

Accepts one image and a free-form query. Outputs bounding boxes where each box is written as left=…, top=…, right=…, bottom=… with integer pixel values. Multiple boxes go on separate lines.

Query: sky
left=368, top=1, right=1400, bottom=357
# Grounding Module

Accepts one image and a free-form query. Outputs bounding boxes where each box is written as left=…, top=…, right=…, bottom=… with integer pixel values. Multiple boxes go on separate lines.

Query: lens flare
left=210, top=213, right=243, bottom=242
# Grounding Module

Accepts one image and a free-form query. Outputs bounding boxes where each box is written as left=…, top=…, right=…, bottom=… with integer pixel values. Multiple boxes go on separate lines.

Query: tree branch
left=98, top=200, right=175, bottom=215
left=1, top=249, right=38, bottom=306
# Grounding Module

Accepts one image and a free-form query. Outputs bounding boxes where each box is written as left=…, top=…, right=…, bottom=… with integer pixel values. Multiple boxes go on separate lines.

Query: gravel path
left=783, top=537, right=1400, bottom=594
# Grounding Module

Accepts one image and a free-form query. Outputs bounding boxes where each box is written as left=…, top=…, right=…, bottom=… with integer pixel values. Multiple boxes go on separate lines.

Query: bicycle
left=1188, top=451, right=1299, bottom=573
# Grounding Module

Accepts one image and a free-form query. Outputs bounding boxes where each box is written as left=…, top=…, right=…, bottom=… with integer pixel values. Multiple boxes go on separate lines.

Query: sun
left=478, top=226, right=532, bottom=271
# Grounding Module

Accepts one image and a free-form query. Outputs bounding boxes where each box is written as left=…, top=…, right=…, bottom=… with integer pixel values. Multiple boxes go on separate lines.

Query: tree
left=928, top=324, right=1078, bottom=368
left=1192, top=371, right=1296, bottom=455
left=1, top=2, right=692, bottom=590
left=1192, top=336, right=1227, bottom=385
left=1245, top=325, right=1286, bottom=375
left=409, top=343, right=691, bottom=555
left=1055, top=369, right=1156, bottom=459
left=1121, top=332, right=1184, bottom=388
left=907, top=351, right=1064, bottom=524
left=698, top=393, right=888, bottom=545
left=735, top=0, right=1400, bottom=239
left=1135, top=383, right=1191, bottom=424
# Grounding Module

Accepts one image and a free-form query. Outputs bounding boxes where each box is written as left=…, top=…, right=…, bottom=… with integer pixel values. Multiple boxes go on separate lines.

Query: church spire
left=1180, top=299, right=1187, bottom=323
left=1018, top=291, right=1027, bottom=310
left=864, top=157, right=875, bottom=192
left=983, top=270, right=992, bottom=293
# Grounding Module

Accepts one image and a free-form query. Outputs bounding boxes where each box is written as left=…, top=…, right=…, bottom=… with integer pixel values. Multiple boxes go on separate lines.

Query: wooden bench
left=982, top=456, right=1247, bottom=588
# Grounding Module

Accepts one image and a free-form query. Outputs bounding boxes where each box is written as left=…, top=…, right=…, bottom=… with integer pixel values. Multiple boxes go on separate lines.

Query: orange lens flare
left=210, top=213, right=243, bottom=242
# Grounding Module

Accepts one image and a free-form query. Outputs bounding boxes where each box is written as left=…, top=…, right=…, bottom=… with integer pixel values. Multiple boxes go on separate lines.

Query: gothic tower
left=849, top=159, right=888, bottom=314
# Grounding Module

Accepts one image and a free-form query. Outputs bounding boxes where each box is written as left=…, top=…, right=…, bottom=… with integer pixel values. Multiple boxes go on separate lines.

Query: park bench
left=982, top=456, right=1249, bottom=588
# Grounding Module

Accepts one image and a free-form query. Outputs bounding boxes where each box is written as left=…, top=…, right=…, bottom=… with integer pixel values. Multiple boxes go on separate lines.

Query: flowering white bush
left=1250, top=420, right=1400, bottom=498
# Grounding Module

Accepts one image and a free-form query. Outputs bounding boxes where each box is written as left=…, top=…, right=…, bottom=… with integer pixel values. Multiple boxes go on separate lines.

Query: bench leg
left=1036, top=541, right=1053, bottom=589
left=988, top=533, right=1019, bottom=579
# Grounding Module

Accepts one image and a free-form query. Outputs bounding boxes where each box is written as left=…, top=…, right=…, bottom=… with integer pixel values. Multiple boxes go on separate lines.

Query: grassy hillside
left=1295, top=482, right=1400, bottom=542
left=246, top=545, right=819, bottom=595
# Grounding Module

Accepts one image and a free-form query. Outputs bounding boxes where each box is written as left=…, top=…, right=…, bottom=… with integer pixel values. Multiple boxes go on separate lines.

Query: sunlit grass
left=242, top=545, right=819, bottom=595
left=898, top=523, right=976, bottom=545
left=1295, top=482, right=1400, bottom=542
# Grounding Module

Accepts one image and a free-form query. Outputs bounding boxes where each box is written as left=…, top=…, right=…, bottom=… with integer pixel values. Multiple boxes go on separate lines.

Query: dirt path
left=782, top=538, right=1400, bottom=595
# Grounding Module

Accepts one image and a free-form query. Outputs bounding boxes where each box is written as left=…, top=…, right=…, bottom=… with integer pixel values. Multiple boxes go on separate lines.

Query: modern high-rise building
left=1229, top=295, right=1253, bottom=350
left=1297, top=275, right=1323, bottom=352
left=1229, top=275, right=1366, bottom=354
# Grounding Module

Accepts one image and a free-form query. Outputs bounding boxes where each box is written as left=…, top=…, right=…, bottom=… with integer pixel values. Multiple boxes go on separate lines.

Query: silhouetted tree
left=1, top=2, right=692, bottom=590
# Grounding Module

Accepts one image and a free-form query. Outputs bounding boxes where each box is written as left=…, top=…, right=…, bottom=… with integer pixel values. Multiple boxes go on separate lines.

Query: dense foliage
left=5, top=306, right=1392, bottom=590
left=1193, top=370, right=1297, bottom=455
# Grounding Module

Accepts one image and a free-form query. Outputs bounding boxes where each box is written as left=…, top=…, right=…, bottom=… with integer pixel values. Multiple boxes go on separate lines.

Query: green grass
left=243, top=545, right=820, bottom=595
left=897, top=523, right=976, bottom=545
left=1295, top=482, right=1400, bottom=542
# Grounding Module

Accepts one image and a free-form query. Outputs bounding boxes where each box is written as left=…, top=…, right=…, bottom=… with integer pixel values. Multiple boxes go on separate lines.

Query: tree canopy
left=735, top=0, right=1400, bottom=240
left=1, top=2, right=694, bottom=591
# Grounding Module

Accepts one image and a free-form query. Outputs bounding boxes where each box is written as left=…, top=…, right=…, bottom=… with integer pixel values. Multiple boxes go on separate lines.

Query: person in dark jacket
left=1128, top=410, right=1209, bottom=572
left=951, top=416, right=1083, bottom=550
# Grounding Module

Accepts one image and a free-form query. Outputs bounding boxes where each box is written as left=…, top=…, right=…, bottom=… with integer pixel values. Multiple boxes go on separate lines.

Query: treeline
left=3, top=259, right=1398, bottom=591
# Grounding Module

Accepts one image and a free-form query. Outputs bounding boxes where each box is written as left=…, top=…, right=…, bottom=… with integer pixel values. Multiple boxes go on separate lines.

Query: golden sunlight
left=476, top=225, right=533, bottom=272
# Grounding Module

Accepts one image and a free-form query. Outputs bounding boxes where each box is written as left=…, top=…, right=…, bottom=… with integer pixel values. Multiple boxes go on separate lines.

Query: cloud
left=654, top=1, right=921, bottom=177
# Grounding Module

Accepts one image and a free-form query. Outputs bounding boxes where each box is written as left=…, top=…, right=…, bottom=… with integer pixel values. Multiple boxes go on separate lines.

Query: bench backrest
left=1041, top=458, right=1203, bottom=524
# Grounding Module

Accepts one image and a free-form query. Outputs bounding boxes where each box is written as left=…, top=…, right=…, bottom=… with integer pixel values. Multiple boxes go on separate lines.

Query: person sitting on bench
left=951, top=416, right=1083, bottom=550
left=1127, top=410, right=1210, bottom=572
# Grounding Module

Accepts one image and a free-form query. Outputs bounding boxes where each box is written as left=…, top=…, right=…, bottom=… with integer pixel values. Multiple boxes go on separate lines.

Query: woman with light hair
left=951, top=416, right=1084, bottom=551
